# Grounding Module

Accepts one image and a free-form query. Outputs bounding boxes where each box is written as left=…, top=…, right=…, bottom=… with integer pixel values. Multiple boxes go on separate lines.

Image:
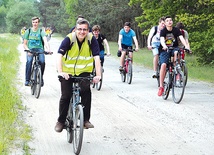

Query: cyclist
left=92, top=25, right=111, bottom=68
left=69, top=15, right=92, bottom=33
left=176, top=22, right=192, bottom=59
left=118, top=22, right=139, bottom=71
left=23, top=16, right=51, bottom=86
left=158, top=16, right=189, bottom=96
left=147, top=17, right=165, bottom=78
left=20, top=26, right=27, bottom=43
left=55, top=19, right=101, bottom=132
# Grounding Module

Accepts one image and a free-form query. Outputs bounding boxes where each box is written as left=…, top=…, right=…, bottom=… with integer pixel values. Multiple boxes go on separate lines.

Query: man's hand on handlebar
left=58, top=72, right=70, bottom=80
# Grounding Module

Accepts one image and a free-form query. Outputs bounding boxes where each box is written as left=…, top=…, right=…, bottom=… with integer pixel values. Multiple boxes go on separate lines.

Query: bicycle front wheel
left=181, top=62, right=188, bottom=86
left=162, top=69, right=171, bottom=100
left=30, top=68, right=35, bottom=95
left=67, top=102, right=73, bottom=143
left=127, top=61, right=132, bottom=84
left=120, top=69, right=126, bottom=82
left=34, top=67, right=42, bottom=99
left=172, top=72, right=186, bottom=104
left=73, top=104, right=84, bottom=155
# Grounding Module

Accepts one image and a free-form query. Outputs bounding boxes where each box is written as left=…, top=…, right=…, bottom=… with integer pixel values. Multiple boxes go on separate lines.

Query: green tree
left=129, top=0, right=214, bottom=65
left=6, top=1, right=40, bottom=33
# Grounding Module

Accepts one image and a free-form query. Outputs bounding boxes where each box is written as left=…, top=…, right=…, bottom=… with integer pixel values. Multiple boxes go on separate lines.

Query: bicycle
left=92, top=53, right=107, bottom=91
left=58, top=75, right=93, bottom=155
left=120, top=48, right=135, bottom=84
left=158, top=47, right=189, bottom=103
left=24, top=49, right=52, bottom=99
left=92, top=66, right=103, bottom=91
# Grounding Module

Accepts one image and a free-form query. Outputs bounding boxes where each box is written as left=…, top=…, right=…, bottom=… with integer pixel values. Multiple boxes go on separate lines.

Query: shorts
left=121, top=44, right=133, bottom=52
left=151, top=42, right=160, bottom=56
left=159, top=47, right=180, bottom=65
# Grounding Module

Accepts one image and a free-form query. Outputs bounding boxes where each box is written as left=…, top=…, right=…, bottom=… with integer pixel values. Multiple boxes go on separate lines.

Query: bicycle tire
left=34, top=67, right=42, bottom=99
left=181, top=62, right=188, bottom=86
left=30, top=67, right=35, bottom=95
left=172, top=72, right=186, bottom=104
left=120, top=69, right=126, bottom=82
left=96, top=67, right=103, bottom=90
left=67, top=102, right=73, bottom=143
left=162, top=69, right=171, bottom=100
left=156, top=63, right=160, bottom=87
left=127, top=61, right=132, bottom=84
left=73, top=104, right=84, bottom=155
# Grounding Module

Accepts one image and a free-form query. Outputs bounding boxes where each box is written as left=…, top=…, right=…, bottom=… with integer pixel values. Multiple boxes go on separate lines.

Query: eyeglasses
left=76, top=28, right=88, bottom=32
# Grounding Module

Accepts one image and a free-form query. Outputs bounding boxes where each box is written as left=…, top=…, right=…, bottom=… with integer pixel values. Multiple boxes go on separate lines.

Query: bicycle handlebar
left=58, top=74, right=94, bottom=81
left=24, top=49, right=53, bottom=55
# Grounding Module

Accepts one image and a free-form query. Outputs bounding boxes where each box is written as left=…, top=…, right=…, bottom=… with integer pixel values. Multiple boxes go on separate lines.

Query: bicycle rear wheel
left=95, top=67, right=103, bottom=90
left=34, top=67, right=42, bottom=99
left=127, top=61, right=132, bottom=84
left=162, top=69, right=171, bottom=100
left=73, top=104, right=84, bottom=155
left=30, top=68, right=35, bottom=95
left=172, top=72, right=186, bottom=104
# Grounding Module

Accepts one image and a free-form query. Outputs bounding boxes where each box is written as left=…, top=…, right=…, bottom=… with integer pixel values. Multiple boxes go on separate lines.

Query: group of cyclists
left=22, top=15, right=191, bottom=134
left=147, top=16, right=191, bottom=96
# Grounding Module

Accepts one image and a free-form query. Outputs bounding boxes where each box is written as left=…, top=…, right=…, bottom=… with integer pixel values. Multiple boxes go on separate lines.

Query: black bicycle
left=157, top=47, right=189, bottom=103
left=120, top=48, right=135, bottom=84
left=59, top=75, right=93, bottom=155
left=24, top=49, right=52, bottom=98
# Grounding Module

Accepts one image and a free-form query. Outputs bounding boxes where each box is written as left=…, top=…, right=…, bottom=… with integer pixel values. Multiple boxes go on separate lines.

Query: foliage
left=35, top=0, right=70, bottom=35
left=129, top=0, right=214, bottom=64
left=0, top=5, right=6, bottom=32
left=0, top=34, right=31, bottom=154
left=5, top=1, right=40, bottom=33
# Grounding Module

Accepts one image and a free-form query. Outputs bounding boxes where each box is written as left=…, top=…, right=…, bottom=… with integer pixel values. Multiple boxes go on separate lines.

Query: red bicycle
left=120, top=48, right=135, bottom=84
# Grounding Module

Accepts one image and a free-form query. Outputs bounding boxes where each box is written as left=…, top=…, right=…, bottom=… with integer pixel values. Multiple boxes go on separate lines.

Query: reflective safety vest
left=62, top=32, right=94, bottom=76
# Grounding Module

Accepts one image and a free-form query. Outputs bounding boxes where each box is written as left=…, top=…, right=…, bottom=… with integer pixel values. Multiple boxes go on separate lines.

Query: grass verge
left=0, top=34, right=31, bottom=154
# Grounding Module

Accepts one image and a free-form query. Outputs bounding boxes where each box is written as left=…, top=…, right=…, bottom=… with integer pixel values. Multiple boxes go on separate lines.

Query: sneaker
left=152, top=72, right=157, bottom=78
left=84, top=121, right=94, bottom=129
left=25, top=81, right=30, bottom=86
left=54, top=122, right=64, bottom=132
left=158, top=87, right=164, bottom=96
left=119, top=66, right=123, bottom=71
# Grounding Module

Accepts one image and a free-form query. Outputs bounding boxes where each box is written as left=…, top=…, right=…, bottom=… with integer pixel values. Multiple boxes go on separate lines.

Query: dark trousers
left=58, top=73, right=92, bottom=123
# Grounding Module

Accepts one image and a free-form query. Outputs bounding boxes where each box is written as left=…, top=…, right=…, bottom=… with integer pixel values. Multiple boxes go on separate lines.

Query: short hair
left=31, top=16, right=40, bottom=22
left=124, top=22, right=131, bottom=27
left=76, top=19, right=89, bottom=28
left=176, top=22, right=185, bottom=29
left=92, top=25, right=100, bottom=31
left=159, top=16, right=165, bottom=23
left=164, top=16, right=172, bottom=21
left=77, top=15, right=84, bottom=20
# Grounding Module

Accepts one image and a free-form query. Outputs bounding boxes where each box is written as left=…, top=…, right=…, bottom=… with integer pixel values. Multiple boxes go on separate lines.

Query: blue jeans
left=99, top=50, right=105, bottom=66
left=25, top=48, right=45, bottom=81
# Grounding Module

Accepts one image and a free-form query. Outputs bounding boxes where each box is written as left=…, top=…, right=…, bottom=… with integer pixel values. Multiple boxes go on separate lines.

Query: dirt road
left=15, top=37, right=214, bottom=155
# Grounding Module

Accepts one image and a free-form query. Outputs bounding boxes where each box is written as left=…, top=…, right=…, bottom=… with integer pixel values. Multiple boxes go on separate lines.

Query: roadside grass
left=0, top=34, right=31, bottom=154
left=109, top=41, right=214, bottom=84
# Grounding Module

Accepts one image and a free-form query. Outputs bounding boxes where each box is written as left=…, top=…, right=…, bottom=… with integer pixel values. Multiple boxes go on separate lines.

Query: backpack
left=28, top=28, right=44, bottom=47
left=65, top=32, right=93, bottom=61
left=150, top=26, right=157, bottom=43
